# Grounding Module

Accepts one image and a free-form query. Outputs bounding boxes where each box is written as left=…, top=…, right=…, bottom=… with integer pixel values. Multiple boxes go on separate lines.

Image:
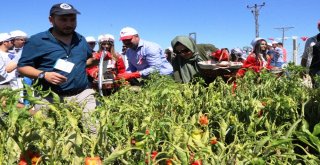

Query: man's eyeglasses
left=174, top=49, right=190, bottom=54
left=88, top=42, right=96, bottom=45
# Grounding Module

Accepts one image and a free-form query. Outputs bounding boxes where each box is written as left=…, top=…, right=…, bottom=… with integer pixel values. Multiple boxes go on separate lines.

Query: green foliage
left=1, top=65, right=320, bottom=164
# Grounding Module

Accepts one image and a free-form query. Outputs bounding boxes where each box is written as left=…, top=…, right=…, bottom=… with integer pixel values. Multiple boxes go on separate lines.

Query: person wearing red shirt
left=212, top=48, right=229, bottom=61
left=237, top=38, right=272, bottom=77
left=86, top=34, right=126, bottom=81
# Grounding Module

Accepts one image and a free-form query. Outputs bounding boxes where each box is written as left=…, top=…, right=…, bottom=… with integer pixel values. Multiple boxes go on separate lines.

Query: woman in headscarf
left=171, top=36, right=207, bottom=83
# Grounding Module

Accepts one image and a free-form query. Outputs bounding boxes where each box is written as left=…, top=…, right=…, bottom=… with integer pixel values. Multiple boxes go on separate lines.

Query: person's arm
left=18, top=66, right=44, bottom=79
left=301, top=38, right=312, bottom=67
left=0, top=60, right=15, bottom=82
left=5, top=61, right=17, bottom=73
left=18, top=66, right=67, bottom=85
left=116, top=55, right=126, bottom=74
left=86, top=57, right=99, bottom=67
left=138, top=46, right=162, bottom=76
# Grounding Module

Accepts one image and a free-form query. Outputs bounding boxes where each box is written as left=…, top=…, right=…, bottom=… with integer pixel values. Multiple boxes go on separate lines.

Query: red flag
left=300, top=36, right=308, bottom=41
left=268, top=38, right=274, bottom=41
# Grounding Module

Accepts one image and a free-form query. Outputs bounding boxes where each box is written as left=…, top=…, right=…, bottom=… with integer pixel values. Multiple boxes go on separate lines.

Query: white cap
left=251, top=37, right=262, bottom=47
left=120, top=27, right=138, bottom=41
left=271, top=41, right=278, bottom=44
left=98, top=34, right=115, bottom=42
left=85, top=36, right=96, bottom=42
left=267, top=43, right=272, bottom=46
left=10, top=30, right=27, bottom=38
left=0, top=33, right=13, bottom=42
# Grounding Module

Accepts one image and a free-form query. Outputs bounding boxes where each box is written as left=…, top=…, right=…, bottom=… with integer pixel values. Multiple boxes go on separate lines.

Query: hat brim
left=53, top=10, right=80, bottom=15
left=120, top=35, right=134, bottom=41
left=1, top=37, right=14, bottom=42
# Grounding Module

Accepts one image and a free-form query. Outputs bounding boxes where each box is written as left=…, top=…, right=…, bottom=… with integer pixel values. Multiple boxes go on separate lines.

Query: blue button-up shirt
left=126, top=39, right=173, bottom=77
left=18, top=28, right=92, bottom=94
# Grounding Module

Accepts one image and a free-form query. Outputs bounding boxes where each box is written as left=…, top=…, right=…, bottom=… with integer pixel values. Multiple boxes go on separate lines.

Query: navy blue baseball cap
left=50, top=3, right=80, bottom=16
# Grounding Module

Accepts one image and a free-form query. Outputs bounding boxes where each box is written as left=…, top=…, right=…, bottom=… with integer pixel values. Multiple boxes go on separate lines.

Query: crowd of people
left=1, top=2, right=317, bottom=119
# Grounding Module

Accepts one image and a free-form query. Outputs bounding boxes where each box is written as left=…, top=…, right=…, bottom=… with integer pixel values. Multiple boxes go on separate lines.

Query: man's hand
left=86, top=57, right=99, bottom=67
left=44, top=72, right=67, bottom=85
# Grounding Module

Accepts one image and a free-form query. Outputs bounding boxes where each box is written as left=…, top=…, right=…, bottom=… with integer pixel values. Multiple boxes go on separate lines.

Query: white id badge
left=54, top=59, right=75, bottom=73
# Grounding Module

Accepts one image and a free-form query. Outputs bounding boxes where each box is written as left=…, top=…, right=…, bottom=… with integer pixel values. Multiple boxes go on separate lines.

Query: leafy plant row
left=1, top=64, right=320, bottom=164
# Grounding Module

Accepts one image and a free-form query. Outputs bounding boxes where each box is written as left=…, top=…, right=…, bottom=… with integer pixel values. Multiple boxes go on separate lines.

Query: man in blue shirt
left=17, top=3, right=98, bottom=120
left=117, top=27, right=173, bottom=80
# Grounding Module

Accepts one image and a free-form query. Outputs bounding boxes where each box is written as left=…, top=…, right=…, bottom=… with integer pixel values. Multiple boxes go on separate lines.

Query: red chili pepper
left=199, top=115, right=209, bottom=126
left=145, top=129, right=150, bottom=135
left=19, top=151, right=41, bottom=165
left=192, top=160, right=202, bottom=165
left=18, top=159, right=27, bottom=165
left=151, top=151, right=158, bottom=160
left=166, top=159, right=173, bottom=165
left=84, top=156, right=102, bottom=165
left=210, top=137, right=218, bottom=145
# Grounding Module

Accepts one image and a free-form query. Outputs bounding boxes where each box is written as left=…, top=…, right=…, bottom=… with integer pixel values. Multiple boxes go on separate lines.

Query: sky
left=1, top=0, right=319, bottom=64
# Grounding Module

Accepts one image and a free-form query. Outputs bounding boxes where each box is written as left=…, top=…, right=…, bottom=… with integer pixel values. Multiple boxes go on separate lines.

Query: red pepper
left=192, top=160, right=202, bottom=165
left=151, top=151, right=158, bottom=160
left=166, top=159, right=173, bottom=165
left=19, top=151, right=41, bottom=165
left=18, top=159, right=27, bottom=165
left=210, top=137, right=218, bottom=145
left=199, top=115, right=209, bottom=126
left=145, top=151, right=158, bottom=164
left=85, top=156, right=102, bottom=165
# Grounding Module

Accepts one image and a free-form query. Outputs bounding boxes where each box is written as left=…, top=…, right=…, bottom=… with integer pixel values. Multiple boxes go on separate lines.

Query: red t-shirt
left=237, top=53, right=272, bottom=77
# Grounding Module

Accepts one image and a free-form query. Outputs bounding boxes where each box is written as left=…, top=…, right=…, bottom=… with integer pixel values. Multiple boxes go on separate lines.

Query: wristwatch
left=38, top=71, right=46, bottom=80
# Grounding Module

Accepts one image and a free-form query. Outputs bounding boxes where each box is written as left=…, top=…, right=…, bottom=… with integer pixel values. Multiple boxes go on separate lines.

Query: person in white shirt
left=0, top=33, right=15, bottom=89
left=301, top=21, right=320, bottom=71
left=6, top=30, right=28, bottom=90
left=85, top=36, right=96, bottom=52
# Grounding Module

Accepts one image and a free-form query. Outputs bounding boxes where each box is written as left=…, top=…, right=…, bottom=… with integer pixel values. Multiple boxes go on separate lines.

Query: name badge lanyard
left=54, top=40, right=75, bottom=73
left=57, top=40, right=72, bottom=60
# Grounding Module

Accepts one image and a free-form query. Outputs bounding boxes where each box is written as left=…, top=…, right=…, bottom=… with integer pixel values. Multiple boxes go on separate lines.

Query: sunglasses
left=88, top=42, right=96, bottom=45
left=174, top=49, right=190, bottom=54
left=101, top=41, right=113, bottom=46
left=15, top=38, right=27, bottom=42
left=4, top=40, right=13, bottom=43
